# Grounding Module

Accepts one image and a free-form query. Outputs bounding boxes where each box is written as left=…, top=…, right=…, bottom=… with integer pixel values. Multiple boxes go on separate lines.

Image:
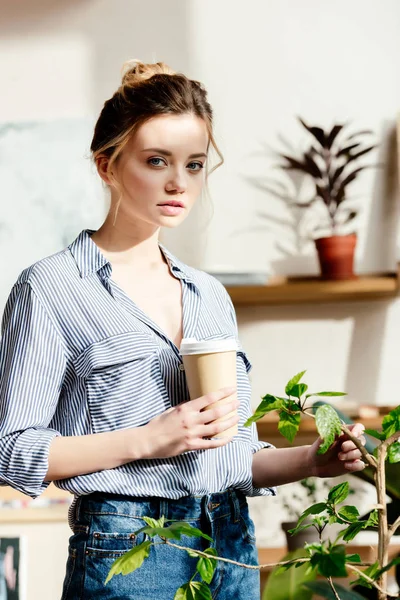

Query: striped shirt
left=0, top=229, right=276, bottom=527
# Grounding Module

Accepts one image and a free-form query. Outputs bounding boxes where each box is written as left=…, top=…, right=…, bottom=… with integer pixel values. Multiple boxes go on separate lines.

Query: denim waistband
left=76, top=488, right=247, bottom=524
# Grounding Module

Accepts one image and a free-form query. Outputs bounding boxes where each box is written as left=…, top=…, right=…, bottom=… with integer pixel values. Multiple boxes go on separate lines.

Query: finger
left=192, top=387, right=237, bottom=411
left=198, top=399, right=240, bottom=425
left=339, top=449, right=362, bottom=461
left=199, top=412, right=240, bottom=439
left=344, top=459, right=366, bottom=472
left=348, top=423, right=365, bottom=437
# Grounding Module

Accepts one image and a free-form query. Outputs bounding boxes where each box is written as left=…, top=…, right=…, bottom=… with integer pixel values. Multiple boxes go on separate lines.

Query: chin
left=158, top=215, right=188, bottom=229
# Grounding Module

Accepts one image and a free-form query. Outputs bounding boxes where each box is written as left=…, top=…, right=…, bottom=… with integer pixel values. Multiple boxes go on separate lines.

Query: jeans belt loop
left=230, top=489, right=240, bottom=523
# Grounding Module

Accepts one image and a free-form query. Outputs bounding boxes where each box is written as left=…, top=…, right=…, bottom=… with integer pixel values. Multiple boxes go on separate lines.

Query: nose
left=165, top=168, right=187, bottom=194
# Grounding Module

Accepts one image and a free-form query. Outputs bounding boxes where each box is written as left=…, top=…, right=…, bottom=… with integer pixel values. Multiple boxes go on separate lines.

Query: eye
left=147, top=157, right=167, bottom=167
left=187, top=162, right=204, bottom=172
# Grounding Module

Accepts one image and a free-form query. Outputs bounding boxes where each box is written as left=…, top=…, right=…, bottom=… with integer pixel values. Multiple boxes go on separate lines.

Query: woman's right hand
left=141, top=387, right=239, bottom=459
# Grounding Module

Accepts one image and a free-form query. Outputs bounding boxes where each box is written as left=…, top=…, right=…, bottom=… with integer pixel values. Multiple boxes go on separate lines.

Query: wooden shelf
left=226, top=271, right=400, bottom=306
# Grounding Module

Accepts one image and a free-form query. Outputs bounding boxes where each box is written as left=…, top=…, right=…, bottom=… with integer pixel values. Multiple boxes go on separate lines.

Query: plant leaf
left=364, top=428, right=385, bottom=441
left=337, top=506, right=360, bottom=523
left=295, top=502, right=327, bottom=528
left=278, top=410, right=301, bottom=443
left=310, top=544, right=347, bottom=578
left=285, top=371, right=307, bottom=396
left=336, top=142, right=361, bottom=157
left=326, top=124, right=343, bottom=149
left=289, top=383, right=308, bottom=398
left=174, top=581, right=212, bottom=600
left=196, top=548, right=217, bottom=584
left=382, top=405, right=400, bottom=438
left=306, top=391, right=346, bottom=398
left=315, top=405, right=342, bottom=454
left=345, top=553, right=362, bottom=563
left=167, top=522, right=213, bottom=542
left=142, top=516, right=165, bottom=528
left=105, top=540, right=152, bottom=584
left=298, top=118, right=326, bottom=147
left=339, top=521, right=366, bottom=542
left=388, top=441, right=400, bottom=463
left=333, top=166, right=365, bottom=204
left=244, top=394, right=285, bottom=426
left=328, top=482, right=350, bottom=505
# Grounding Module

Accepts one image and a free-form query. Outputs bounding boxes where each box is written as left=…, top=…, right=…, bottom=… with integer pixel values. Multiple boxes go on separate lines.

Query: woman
left=0, top=60, right=366, bottom=599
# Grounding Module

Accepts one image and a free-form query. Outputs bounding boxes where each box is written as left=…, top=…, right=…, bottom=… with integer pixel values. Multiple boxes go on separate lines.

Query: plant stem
left=347, top=564, right=397, bottom=597
left=376, top=443, right=389, bottom=600
left=328, top=576, right=341, bottom=600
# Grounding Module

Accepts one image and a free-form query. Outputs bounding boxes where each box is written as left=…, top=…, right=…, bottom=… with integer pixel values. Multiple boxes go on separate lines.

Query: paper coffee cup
left=180, top=338, right=238, bottom=438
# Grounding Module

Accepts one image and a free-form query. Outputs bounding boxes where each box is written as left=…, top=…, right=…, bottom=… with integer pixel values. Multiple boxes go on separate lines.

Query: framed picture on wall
left=0, top=537, right=24, bottom=600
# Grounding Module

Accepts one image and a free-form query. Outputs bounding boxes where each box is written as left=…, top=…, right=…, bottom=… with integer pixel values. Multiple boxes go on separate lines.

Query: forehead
left=132, top=113, right=209, bottom=152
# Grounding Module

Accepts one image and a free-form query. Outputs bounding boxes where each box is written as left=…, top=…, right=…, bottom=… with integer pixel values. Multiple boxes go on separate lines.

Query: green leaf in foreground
left=105, top=540, right=151, bottom=584
left=289, top=383, right=308, bottom=398
left=142, top=516, right=165, bottom=528
left=388, top=440, right=400, bottom=463
left=339, top=521, right=366, bottom=542
left=345, top=553, right=362, bottom=563
left=328, top=481, right=349, bottom=505
left=364, top=428, right=385, bottom=441
left=306, top=391, right=347, bottom=399
left=285, top=371, right=306, bottom=396
left=337, top=505, right=360, bottom=523
left=294, top=502, right=327, bottom=530
left=196, top=548, right=217, bottom=584
left=310, top=544, right=347, bottom=578
left=174, top=581, right=212, bottom=600
left=244, top=394, right=284, bottom=426
left=382, top=405, right=400, bottom=438
left=133, top=521, right=213, bottom=543
left=315, top=404, right=342, bottom=454
left=278, top=410, right=301, bottom=443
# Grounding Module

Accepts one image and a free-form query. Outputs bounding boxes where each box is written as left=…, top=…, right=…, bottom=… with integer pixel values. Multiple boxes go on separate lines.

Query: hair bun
left=120, top=59, right=176, bottom=88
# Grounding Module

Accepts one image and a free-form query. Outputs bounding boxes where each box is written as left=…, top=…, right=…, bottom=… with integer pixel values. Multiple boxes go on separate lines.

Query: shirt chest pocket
left=73, top=333, right=170, bottom=433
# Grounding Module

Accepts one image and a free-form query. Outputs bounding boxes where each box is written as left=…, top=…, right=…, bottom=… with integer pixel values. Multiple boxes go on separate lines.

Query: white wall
left=1, top=0, right=399, bottom=572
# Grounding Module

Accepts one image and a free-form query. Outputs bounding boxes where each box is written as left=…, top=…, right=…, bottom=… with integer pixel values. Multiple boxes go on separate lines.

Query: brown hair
left=90, top=59, right=223, bottom=211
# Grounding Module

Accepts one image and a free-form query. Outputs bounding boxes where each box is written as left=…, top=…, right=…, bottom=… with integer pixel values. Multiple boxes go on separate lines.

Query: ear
left=95, top=155, right=113, bottom=185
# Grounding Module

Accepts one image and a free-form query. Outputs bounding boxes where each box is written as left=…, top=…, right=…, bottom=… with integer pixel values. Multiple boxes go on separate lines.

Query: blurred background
left=1, top=1, right=400, bottom=598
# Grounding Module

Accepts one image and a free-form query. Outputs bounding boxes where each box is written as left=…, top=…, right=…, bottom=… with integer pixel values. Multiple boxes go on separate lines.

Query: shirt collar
left=68, top=229, right=194, bottom=285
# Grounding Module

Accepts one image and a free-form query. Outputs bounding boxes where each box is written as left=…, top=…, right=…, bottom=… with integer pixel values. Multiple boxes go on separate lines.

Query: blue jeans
left=61, top=488, right=260, bottom=599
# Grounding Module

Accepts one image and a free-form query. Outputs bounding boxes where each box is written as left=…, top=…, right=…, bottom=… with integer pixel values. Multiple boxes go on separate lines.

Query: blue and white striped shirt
left=0, top=229, right=275, bottom=527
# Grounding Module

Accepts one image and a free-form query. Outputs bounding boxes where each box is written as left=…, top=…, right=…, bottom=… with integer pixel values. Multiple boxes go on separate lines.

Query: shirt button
left=179, top=364, right=185, bottom=371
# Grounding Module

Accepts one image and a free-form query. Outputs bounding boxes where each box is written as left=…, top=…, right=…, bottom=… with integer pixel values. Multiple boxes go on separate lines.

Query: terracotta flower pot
left=314, top=233, right=357, bottom=280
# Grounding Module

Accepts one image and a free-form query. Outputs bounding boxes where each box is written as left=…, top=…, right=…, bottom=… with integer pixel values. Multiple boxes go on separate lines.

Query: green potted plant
left=104, top=371, right=400, bottom=600
left=279, top=118, right=376, bottom=280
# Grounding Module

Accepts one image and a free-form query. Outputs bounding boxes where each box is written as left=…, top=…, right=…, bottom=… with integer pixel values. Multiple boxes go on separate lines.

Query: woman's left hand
left=307, top=423, right=367, bottom=478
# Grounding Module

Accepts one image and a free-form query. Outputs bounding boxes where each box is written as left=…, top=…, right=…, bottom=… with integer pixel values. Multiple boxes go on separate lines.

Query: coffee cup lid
left=180, top=337, right=238, bottom=355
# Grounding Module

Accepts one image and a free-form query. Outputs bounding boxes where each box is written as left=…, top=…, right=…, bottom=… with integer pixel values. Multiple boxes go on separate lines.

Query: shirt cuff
left=0, top=428, right=61, bottom=498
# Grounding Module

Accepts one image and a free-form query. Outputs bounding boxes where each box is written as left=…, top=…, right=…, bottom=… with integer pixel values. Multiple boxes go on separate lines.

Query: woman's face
left=103, top=113, right=209, bottom=230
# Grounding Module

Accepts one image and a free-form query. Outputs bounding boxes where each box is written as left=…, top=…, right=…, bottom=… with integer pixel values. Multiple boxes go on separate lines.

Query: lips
left=158, top=201, right=185, bottom=208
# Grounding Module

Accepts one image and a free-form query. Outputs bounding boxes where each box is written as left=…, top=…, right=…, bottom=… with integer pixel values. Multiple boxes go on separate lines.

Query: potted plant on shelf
left=279, top=118, right=376, bottom=280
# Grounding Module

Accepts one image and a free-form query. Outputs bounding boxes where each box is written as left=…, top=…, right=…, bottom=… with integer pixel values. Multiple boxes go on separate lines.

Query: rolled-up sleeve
left=0, top=282, right=65, bottom=497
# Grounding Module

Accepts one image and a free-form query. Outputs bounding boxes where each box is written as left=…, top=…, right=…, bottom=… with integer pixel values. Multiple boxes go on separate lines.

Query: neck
left=91, top=218, right=164, bottom=270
